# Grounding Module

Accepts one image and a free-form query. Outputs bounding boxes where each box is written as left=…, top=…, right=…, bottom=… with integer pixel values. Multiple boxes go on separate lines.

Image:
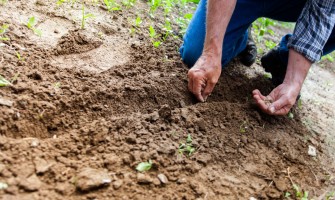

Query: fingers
left=188, top=69, right=205, bottom=102
left=202, top=80, right=216, bottom=101
left=252, top=89, right=296, bottom=116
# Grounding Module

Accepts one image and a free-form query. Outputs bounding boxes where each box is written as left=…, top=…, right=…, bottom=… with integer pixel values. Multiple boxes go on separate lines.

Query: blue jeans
left=180, top=0, right=335, bottom=68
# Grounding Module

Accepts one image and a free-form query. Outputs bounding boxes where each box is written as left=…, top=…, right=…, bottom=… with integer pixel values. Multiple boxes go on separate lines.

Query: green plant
left=26, top=17, right=42, bottom=36
left=149, top=25, right=161, bottom=47
left=81, top=4, right=95, bottom=29
left=136, top=160, right=153, bottom=172
left=326, top=191, right=335, bottom=200
left=122, top=0, right=136, bottom=8
left=292, top=184, right=309, bottom=200
left=178, top=134, right=195, bottom=156
left=288, top=112, right=294, bottom=119
left=103, top=0, right=120, bottom=11
left=0, top=75, right=11, bottom=86
left=134, top=16, right=142, bottom=27
left=0, top=0, right=7, bottom=5
left=0, top=24, right=9, bottom=41
left=239, top=121, right=248, bottom=133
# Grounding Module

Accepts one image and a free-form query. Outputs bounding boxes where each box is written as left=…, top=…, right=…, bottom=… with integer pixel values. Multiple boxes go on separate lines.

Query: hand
left=188, top=54, right=222, bottom=102
left=252, top=82, right=301, bottom=115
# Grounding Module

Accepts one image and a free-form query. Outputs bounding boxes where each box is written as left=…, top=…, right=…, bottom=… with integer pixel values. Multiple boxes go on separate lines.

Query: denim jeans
left=180, top=0, right=335, bottom=68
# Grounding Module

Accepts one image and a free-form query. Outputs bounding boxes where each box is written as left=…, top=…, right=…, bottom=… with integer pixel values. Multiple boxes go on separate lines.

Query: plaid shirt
left=287, top=0, right=335, bottom=62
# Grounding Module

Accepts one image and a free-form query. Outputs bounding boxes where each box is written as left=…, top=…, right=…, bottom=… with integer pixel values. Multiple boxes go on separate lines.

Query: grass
left=0, top=75, right=11, bottom=86
left=0, top=24, right=10, bottom=41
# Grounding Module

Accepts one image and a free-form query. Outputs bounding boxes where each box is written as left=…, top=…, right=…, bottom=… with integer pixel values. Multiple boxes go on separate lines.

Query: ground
left=0, top=0, right=334, bottom=199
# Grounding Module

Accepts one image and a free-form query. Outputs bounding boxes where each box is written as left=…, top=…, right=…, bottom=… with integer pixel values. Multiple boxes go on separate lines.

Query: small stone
left=196, top=153, right=212, bottom=165
left=158, top=105, right=172, bottom=121
left=113, top=180, right=123, bottom=190
left=213, top=119, right=219, bottom=127
left=55, top=182, right=75, bottom=195
left=177, top=177, right=187, bottom=184
left=157, top=174, right=168, bottom=184
left=0, top=98, right=13, bottom=107
left=34, top=158, right=53, bottom=174
left=179, top=100, right=186, bottom=108
left=152, top=178, right=161, bottom=186
left=274, top=177, right=287, bottom=192
left=31, top=139, right=39, bottom=147
left=308, top=145, right=317, bottom=157
left=75, top=168, right=111, bottom=192
left=19, top=174, right=42, bottom=192
left=137, top=173, right=152, bottom=184
left=0, top=182, right=8, bottom=190
left=249, top=197, right=257, bottom=200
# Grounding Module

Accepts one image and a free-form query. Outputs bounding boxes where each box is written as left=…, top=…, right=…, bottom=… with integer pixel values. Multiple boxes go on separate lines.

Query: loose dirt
left=0, top=1, right=334, bottom=199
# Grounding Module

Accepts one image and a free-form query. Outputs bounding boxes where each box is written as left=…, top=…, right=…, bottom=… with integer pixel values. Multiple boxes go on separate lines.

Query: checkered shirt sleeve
left=287, top=0, right=335, bottom=63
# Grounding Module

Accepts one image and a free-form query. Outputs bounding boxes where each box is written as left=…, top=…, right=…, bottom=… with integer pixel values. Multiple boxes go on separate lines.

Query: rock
left=75, top=168, right=111, bottom=192
left=213, top=119, right=219, bottom=127
left=196, top=153, right=212, bottom=165
left=308, top=145, right=317, bottom=157
left=152, top=178, right=161, bottom=186
left=19, top=174, right=42, bottom=192
left=0, top=98, right=13, bottom=107
left=34, top=158, right=54, bottom=174
left=55, top=182, right=75, bottom=195
left=157, top=174, right=168, bottom=184
left=137, top=173, right=152, bottom=184
left=177, top=177, right=187, bottom=184
left=274, top=177, right=287, bottom=192
left=30, top=139, right=39, bottom=147
left=0, top=182, right=8, bottom=190
left=113, top=180, right=123, bottom=190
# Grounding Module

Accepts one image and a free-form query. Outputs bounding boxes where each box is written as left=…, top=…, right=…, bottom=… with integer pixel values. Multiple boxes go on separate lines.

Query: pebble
left=113, top=180, right=123, bottom=190
left=137, top=173, right=152, bottom=184
left=308, top=145, right=317, bottom=157
left=0, top=98, right=13, bottom=107
left=75, top=168, right=112, bottom=192
left=157, top=174, right=168, bottom=184
left=213, top=119, right=219, bottom=127
left=19, top=174, right=42, bottom=192
left=31, top=139, right=39, bottom=147
left=34, top=158, right=53, bottom=174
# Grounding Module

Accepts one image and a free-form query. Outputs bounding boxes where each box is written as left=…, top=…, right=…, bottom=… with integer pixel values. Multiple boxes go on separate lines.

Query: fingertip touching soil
left=0, top=0, right=334, bottom=199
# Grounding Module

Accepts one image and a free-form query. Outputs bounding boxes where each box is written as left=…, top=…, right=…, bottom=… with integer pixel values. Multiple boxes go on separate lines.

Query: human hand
left=187, top=54, right=222, bottom=102
left=252, top=82, right=301, bottom=115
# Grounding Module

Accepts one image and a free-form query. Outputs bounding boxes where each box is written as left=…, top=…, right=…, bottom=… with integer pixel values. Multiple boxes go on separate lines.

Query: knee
left=179, top=41, right=202, bottom=68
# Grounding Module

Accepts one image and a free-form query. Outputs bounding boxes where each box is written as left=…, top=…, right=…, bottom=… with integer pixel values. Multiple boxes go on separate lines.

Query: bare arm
left=188, top=0, right=237, bottom=102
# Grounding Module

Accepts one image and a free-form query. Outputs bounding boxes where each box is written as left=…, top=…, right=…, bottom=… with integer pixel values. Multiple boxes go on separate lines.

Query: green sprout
left=149, top=25, right=161, bottom=47
left=26, top=17, right=42, bottom=36
left=178, top=134, right=195, bottom=156
left=103, top=0, right=120, bottom=11
left=81, top=4, right=95, bottom=29
left=292, top=184, right=309, bottom=200
left=0, top=75, right=11, bottom=87
left=288, top=112, right=294, bottom=119
left=0, top=24, right=10, bottom=41
left=135, top=16, right=142, bottom=27
left=136, top=160, right=152, bottom=172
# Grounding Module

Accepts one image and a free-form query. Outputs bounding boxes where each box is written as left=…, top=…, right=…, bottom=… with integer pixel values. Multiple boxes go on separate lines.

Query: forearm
left=284, top=49, right=312, bottom=88
left=203, top=0, right=237, bottom=58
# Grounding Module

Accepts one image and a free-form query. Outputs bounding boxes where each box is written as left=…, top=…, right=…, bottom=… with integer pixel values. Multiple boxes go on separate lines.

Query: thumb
left=268, top=97, right=291, bottom=115
left=202, top=81, right=216, bottom=101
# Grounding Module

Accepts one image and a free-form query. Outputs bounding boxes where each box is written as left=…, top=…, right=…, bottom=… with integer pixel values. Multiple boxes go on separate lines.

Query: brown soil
left=0, top=1, right=334, bottom=200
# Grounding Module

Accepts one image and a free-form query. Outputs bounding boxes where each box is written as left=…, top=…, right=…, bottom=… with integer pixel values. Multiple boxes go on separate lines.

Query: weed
left=149, top=25, right=161, bottom=47
left=122, top=0, right=136, bottom=8
left=26, top=17, right=42, bottom=36
left=103, top=0, right=120, bottom=11
left=15, top=51, right=23, bottom=61
left=134, top=16, right=142, bottom=27
left=326, top=191, right=335, bottom=200
left=0, top=75, right=11, bottom=86
left=178, top=134, right=195, bottom=156
left=292, top=184, right=309, bottom=200
left=0, top=24, right=10, bottom=41
left=81, top=4, right=95, bottom=29
left=239, top=121, right=248, bottom=133
left=136, top=160, right=152, bottom=172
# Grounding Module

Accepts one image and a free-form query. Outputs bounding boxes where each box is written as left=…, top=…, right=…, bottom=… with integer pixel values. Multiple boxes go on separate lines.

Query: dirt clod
left=75, top=168, right=111, bottom=192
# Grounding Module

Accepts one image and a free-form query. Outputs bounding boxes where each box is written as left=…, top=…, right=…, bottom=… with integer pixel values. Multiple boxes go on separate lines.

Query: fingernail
left=269, top=105, right=276, bottom=113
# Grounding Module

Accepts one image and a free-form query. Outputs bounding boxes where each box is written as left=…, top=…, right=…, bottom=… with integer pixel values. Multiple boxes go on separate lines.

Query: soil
left=0, top=1, right=334, bottom=199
